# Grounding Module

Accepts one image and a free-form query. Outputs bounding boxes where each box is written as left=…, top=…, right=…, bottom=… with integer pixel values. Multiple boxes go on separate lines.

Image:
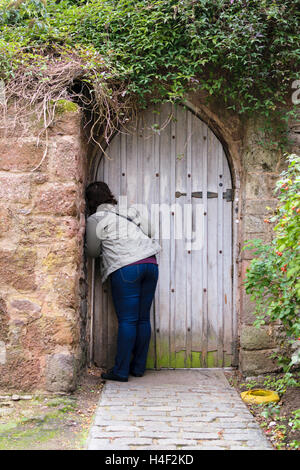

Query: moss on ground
left=0, top=368, right=103, bottom=450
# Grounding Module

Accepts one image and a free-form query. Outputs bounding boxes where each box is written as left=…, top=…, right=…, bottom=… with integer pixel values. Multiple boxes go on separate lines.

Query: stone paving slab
left=86, top=369, right=273, bottom=450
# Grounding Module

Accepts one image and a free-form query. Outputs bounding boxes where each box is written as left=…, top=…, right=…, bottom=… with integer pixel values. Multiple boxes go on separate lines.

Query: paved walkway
left=86, top=370, right=272, bottom=450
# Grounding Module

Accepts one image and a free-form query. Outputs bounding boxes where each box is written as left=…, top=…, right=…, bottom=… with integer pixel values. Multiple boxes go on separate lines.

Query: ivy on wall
left=0, top=0, right=299, bottom=148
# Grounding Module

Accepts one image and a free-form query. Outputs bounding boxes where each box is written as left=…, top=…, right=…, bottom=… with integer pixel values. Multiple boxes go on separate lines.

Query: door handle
left=175, top=191, right=187, bottom=198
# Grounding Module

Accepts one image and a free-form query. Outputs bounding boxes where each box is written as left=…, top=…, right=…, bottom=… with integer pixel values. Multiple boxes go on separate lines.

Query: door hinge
left=223, top=188, right=233, bottom=202
left=190, top=189, right=233, bottom=201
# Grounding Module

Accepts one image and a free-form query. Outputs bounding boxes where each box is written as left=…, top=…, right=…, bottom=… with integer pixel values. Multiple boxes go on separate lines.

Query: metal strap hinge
left=175, top=189, right=233, bottom=201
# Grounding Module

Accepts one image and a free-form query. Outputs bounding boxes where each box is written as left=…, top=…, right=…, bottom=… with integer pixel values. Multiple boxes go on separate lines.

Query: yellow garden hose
left=241, top=389, right=280, bottom=405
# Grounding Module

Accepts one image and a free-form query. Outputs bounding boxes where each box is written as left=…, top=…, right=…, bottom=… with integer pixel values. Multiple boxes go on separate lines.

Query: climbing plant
left=0, top=0, right=299, bottom=147
left=242, top=153, right=300, bottom=369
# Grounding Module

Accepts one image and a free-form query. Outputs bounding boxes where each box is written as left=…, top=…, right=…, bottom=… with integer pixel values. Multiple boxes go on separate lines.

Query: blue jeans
left=109, top=263, right=159, bottom=378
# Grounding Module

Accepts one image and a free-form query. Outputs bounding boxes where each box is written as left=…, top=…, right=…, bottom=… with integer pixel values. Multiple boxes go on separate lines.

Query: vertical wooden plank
left=185, top=108, right=192, bottom=368
left=153, top=106, right=161, bottom=370
left=108, top=135, right=121, bottom=368
left=223, top=148, right=233, bottom=366
left=102, top=141, right=113, bottom=368
left=94, top=154, right=108, bottom=367
left=126, top=118, right=138, bottom=206
left=93, top=258, right=102, bottom=366
left=202, top=124, right=208, bottom=367
left=93, top=155, right=102, bottom=366
left=190, top=115, right=205, bottom=367
left=206, top=129, right=219, bottom=366
left=173, top=104, right=187, bottom=368
left=137, top=113, right=144, bottom=207
left=169, top=103, right=176, bottom=368
left=217, top=141, right=224, bottom=367
left=157, top=102, right=172, bottom=368
left=142, top=107, right=156, bottom=369
left=110, top=134, right=123, bottom=368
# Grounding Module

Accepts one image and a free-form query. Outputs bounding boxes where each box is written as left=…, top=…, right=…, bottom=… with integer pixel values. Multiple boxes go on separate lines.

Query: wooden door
left=92, top=102, right=234, bottom=369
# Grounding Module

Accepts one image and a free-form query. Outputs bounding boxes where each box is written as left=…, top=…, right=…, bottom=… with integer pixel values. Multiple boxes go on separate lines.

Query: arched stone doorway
left=88, top=101, right=239, bottom=369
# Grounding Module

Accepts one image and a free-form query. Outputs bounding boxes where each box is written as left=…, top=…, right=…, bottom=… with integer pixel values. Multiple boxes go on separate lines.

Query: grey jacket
left=85, top=202, right=161, bottom=282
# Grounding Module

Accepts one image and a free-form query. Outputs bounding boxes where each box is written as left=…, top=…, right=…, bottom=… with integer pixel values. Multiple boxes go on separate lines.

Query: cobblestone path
left=87, top=369, right=272, bottom=450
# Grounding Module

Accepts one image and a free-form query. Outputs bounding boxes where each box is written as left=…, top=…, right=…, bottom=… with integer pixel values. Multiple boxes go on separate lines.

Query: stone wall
left=0, top=93, right=298, bottom=390
left=0, top=101, right=88, bottom=392
left=239, top=114, right=300, bottom=375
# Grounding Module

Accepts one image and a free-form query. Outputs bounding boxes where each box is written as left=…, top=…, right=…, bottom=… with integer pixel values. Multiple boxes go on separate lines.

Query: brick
left=148, top=439, right=198, bottom=446
left=90, top=431, right=135, bottom=439
left=181, top=432, right=220, bottom=439
left=138, top=445, right=178, bottom=450
left=106, top=425, right=140, bottom=432
left=133, top=410, right=168, bottom=416
left=109, top=438, right=153, bottom=445
left=139, top=431, right=181, bottom=439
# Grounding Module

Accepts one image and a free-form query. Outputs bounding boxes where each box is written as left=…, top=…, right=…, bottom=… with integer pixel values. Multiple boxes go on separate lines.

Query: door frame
left=86, top=99, right=241, bottom=368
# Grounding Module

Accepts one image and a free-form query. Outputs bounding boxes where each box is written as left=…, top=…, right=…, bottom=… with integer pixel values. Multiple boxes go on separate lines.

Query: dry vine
left=0, top=45, right=139, bottom=168
left=0, top=45, right=178, bottom=171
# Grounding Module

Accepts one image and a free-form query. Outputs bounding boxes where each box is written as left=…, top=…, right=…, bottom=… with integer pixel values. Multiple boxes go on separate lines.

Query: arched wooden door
left=91, top=102, right=234, bottom=369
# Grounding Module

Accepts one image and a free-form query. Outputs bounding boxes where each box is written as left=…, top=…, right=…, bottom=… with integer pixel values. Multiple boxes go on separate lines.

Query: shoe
left=130, top=370, right=144, bottom=377
left=101, top=369, right=128, bottom=382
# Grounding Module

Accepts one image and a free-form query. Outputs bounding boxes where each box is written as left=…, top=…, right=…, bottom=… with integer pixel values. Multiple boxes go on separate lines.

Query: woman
left=85, top=182, right=161, bottom=382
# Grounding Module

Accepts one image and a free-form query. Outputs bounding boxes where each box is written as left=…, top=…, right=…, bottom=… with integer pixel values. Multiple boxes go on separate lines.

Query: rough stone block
left=244, top=199, right=277, bottom=216
left=0, top=139, right=47, bottom=172
left=0, top=297, right=9, bottom=342
left=243, top=214, right=266, bottom=233
left=243, top=147, right=281, bottom=172
left=240, top=289, right=258, bottom=324
left=0, top=206, right=12, bottom=237
left=10, top=299, right=42, bottom=325
left=19, top=216, right=80, bottom=246
left=240, top=349, right=280, bottom=375
left=240, top=325, right=275, bottom=350
left=48, top=138, right=81, bottom=182
left=50, top=316, right=78, bottom=346
left=45, top=353, right=77, bottom=392
left=0, top=174, right=31, bottom=202
left=245, top=173, right=279, bottom=200
left=0, top=354, right=42, bottom=391
left=34, top=183, right=78, bottom=216
left=0, top=248, right=37, bottom=291
left=40, top=241, right=78, bottom=274
left=50, top=100, right=81, bottom=136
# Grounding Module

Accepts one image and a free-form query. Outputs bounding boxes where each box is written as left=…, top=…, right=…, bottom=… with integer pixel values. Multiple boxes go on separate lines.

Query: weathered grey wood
left=201, top=121, right=209, bottom=367
left=191, top=115, right=206, bottom=366
left=223, top=146, right=233, bottom=366
left=174, top=104, right=188, bottom=368
left=92, top=102, right=234, bottom=369
left=142, top=108, right=156, bottom=369
left=217, top=141, right=224, bottom=367
left=157, top=102, right=172, bottom=368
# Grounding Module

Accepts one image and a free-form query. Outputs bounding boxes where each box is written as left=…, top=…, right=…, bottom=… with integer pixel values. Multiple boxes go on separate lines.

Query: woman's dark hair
left=85, top=181, right=117, bottom=215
